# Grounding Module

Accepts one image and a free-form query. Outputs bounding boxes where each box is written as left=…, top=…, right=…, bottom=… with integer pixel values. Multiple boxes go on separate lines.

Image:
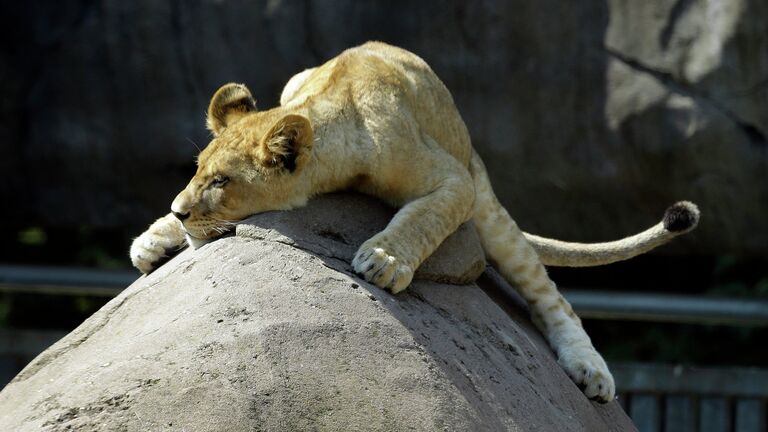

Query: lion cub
left=131, top=42, right=699, bottom=402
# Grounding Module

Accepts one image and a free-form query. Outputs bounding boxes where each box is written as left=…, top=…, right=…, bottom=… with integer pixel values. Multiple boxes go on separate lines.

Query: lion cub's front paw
left=558, top=345, right=616, bottom=403
left=352, top=246, right=414, bottom=294
left=130, top=230, right=184, bottom=274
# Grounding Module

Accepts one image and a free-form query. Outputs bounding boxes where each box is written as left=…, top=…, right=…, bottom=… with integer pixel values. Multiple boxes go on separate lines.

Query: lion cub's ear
left=206, top=83, right=257, bottom=136
left=260, top=114, right=313, bottom=173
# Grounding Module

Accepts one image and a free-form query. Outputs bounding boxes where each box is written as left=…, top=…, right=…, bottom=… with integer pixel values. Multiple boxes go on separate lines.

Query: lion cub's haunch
left=130, top=42, right=699, bottom=403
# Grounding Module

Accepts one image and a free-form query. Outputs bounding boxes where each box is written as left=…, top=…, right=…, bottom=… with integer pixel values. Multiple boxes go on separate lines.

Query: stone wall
left=1, top=0, right=765, bottom=253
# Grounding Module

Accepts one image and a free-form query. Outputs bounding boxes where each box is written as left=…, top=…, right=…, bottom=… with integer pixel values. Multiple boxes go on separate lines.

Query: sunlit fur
left=130, top=42, right=700, bottom=403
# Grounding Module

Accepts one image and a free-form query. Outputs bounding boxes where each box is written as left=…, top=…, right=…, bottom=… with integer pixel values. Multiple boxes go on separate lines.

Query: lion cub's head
left=171, top=83, right=313, bottom=241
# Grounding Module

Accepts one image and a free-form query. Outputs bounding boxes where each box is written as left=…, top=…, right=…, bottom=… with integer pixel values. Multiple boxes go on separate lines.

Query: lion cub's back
left=286, top=42, right=473, bottom=166
left=348, top=42, right=473, bottom=166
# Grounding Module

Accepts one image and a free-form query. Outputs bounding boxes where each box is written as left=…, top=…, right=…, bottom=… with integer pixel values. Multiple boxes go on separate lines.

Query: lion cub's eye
left=211, top=175, right=229, bottom=188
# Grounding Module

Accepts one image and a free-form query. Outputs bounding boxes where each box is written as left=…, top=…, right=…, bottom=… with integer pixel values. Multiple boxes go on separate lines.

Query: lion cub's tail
left=521, top=202, right=699, bottom=267
left=469, top=150, right=699, bottom=268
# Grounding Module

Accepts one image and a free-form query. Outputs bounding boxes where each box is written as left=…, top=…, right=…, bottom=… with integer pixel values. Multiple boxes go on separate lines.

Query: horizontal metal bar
left=612, top=362, right=768, bottom=397
left=0, top=283, right=123, bottom=297
left=0, top=264, right=136, bottom=297
left=0, top=264, right=138, bottom=287
left=2, top=264, right=767, bottom=326
left=563, top=290, right=768, bottom=326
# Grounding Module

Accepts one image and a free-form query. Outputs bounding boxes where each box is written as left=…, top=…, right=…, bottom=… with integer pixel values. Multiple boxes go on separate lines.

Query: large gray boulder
left=0, top=194, right=634, bottom=431
left=2, top=0, right=766, bottom=254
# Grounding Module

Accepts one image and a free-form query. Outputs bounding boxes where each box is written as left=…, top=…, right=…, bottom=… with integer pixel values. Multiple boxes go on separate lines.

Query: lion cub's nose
left=171, top=190, right=192, bottom=221
left=172, top=211, right=190, bottom=221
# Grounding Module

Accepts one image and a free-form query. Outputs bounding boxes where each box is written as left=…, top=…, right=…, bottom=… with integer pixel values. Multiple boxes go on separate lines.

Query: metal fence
left=614, top=363, right=767, bottom=432
left=1, top=264, right=767, bottom=431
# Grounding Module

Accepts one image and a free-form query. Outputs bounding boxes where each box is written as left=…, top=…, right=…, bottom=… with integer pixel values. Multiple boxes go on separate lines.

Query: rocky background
left=1, top=0, right=766, bottom=254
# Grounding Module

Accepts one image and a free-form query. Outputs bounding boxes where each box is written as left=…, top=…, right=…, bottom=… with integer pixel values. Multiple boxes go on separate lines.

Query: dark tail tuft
left=663, top=201, right=700, bottom=233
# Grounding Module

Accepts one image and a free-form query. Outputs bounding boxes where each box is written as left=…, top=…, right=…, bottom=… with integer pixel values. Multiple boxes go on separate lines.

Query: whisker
left=211, top=216, right=239, bottom=226
left=186, top=137, right=202, bottom=153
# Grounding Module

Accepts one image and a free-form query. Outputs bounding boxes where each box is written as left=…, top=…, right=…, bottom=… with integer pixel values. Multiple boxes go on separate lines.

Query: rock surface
left=2, top=0, right=766, bottom=254
left=0, top=194, right=634, bottom=431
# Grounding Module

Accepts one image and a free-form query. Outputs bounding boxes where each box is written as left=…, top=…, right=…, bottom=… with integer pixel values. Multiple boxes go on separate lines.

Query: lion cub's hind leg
left=130, top=213, right=188, bottom=274
left=470, top=152, right=615, bottom=402
left=476, top=195, right=615, bottom=402
left=352, top=158, right=474, bottom=293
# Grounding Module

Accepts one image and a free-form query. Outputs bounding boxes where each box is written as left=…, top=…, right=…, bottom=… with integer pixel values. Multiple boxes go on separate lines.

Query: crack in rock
left=604, top=46, right=767, bottom=148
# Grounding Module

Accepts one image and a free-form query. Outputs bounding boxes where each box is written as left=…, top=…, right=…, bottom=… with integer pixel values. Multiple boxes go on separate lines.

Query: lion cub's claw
left=130, top=231, right=180, bottom=274
left=558, top=346, right=616, bottom=403
left=352, top=246, right=414, bottom=294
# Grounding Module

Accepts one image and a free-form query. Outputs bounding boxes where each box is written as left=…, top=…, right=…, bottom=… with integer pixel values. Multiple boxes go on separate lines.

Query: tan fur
left=525, top=201, right=699, bottom=267
left=130, top=42, right=699, bottom=403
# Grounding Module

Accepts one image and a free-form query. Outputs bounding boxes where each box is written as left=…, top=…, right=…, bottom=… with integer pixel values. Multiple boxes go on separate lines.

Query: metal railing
left=0, top=264, right=135, bottom=297
left=2, top=264, right=767, bottom=326
left=565, top=290, right=768, bottom=327
left=614, top=363, right=767, bottom=432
